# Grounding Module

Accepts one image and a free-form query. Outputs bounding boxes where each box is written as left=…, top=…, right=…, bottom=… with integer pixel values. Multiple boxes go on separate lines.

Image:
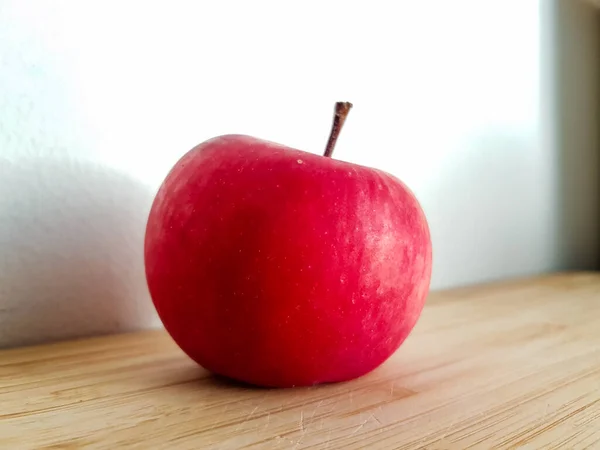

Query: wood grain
left=1, top=272, right=600, bottom=449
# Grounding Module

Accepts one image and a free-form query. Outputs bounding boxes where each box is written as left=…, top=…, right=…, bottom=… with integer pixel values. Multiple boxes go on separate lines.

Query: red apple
left=144, top=103, right=432, bottom=388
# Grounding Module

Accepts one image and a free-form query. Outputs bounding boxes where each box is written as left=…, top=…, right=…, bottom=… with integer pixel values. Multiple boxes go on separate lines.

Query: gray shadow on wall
left=0, top=157, right=160, bottom=349
left=549, top=0, right=600, bottom=271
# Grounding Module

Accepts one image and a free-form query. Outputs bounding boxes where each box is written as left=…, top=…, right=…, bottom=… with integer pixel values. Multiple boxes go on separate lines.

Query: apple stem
left=323, top=102, right=353, bottom=158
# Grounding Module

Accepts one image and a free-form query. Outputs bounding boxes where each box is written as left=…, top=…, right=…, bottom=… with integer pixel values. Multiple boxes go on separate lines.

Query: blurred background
left=0, top=0, right=598, bottom=348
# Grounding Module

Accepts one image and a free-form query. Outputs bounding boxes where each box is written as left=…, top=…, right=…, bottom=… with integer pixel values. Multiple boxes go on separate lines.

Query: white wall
left=0, top=0, right=596, bottom=348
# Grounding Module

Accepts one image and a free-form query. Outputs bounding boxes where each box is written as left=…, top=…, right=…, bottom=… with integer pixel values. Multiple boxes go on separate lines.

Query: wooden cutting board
left=1, top=272, right=600, bottom=449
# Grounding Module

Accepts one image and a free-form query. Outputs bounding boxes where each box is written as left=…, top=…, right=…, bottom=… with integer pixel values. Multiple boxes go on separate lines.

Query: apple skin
left=144, top=134, right=432, bottom=388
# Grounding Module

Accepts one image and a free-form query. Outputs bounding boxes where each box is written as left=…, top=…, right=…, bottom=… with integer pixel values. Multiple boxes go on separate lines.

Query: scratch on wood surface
left=352, top=418, right=369, bottom=435
left=543, top=402, right=550, bottom=417
left=235, top=405, right=259, bottom=431
left=323, top=427, right=333, bottom=449
left=351, top=412, right=380, bottom=435
left=294, top=410, right=309, bottom=450
left=310, top=400, right=323, bottom=422
left=438, top=415, right=461, bottom=442
left=373, top=412, right=383, bottom=426
left=293, top=435, right=305, bottom=450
